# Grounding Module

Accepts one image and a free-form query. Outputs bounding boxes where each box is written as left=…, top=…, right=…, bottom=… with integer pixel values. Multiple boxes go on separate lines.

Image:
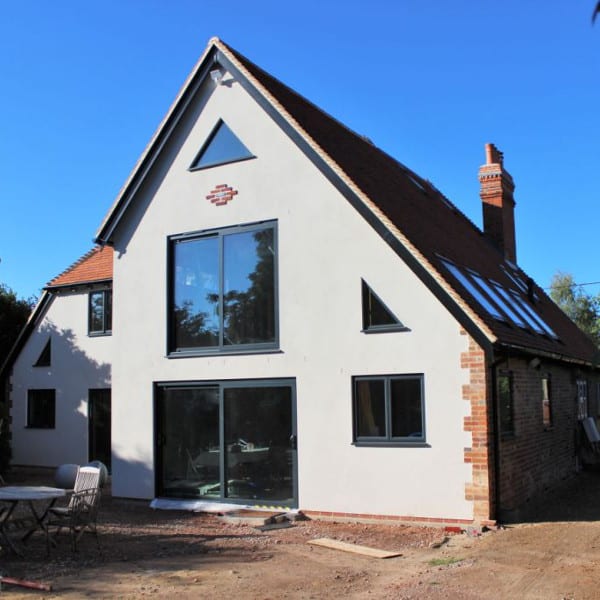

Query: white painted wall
left=109, top=69, right=474, bottom=520
left=10, top=290, right=112, bottom=467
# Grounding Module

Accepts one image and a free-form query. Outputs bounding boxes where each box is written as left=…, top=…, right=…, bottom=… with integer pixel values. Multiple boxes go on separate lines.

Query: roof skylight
left=439, top=256, right=560, bottom=340
left=440, top=259, right=506, bottom=322
left=468, top=272, right=527, bottom=328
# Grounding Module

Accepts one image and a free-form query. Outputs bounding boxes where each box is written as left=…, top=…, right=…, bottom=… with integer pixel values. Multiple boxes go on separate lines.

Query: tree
left=0, top=283, right=32, bottom=474
left=0, top=283, right=32, bottom=368
left=550, top=272, right=600, bottom=347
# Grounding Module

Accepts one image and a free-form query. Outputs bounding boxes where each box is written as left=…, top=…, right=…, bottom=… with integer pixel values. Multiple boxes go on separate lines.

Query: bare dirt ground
left=1, top=467, right=600, bottom=599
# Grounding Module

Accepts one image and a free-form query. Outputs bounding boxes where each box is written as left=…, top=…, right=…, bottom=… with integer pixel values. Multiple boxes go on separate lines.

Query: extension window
left=353, top=374, right=425, bottom=445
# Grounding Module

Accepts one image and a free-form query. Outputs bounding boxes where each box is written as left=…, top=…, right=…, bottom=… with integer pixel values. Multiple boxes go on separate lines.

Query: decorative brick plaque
left=206, top=184, right=238, bottom=206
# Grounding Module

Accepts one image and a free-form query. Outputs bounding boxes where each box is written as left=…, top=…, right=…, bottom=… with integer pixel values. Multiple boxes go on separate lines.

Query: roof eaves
left=494, top=340, right=600, bottom=369
left=45, top=278, right=112, bottom=292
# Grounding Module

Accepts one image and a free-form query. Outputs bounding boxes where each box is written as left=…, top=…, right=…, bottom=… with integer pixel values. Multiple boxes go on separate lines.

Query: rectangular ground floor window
left=155, top=379, right=297, bottom=506
left=27, top=389, right=56, bottom=429
left=353, top=374, right=425, bottom=444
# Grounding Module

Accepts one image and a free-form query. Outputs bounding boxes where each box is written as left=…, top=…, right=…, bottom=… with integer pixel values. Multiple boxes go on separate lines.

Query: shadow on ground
left=504, top=465, right=600, bottom=524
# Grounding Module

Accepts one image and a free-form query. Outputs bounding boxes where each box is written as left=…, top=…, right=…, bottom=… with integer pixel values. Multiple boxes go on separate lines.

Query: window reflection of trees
left=173, top=227, right=275, bottom=350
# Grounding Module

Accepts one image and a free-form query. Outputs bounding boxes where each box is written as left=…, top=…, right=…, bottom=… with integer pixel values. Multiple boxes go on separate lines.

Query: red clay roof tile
left=222, top=41, right=598, bottom=365
left=47, top=246, right=113, bottom=288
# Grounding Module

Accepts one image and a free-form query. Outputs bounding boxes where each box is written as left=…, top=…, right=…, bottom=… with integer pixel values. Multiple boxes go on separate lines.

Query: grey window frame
left=27, top=389, right=56, bottom=429
left=167, top=220, right=279, bottom=357
left=88, top=288, right=112, bottom=336
left=154, top=377, right=297, bottom=507
left=352, top=374, right=427, bottom=446
left=361, top=279, right=408, bottom=334
left=189, top=119, right=255, bottom=171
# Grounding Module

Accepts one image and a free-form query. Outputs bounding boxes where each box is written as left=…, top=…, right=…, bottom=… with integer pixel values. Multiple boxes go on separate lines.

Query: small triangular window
left=34, top=339, right=51, bottom=367
left=362, top=280, right=405, bottom=332
left=190, top=120, right=254, bottom=170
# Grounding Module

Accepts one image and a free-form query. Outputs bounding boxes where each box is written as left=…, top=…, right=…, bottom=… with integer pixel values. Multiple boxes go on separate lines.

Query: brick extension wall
left=461, top=331, right=495, bottom=525
left=496, top=357, right=580, bottom=518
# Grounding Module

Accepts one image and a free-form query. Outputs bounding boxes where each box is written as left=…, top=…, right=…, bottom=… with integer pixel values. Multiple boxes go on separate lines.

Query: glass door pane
left=224, top=386, right=294, bottom=503
left=88, top=389, right=111, bottom=471
left=158, top=387, right=220, bottom=498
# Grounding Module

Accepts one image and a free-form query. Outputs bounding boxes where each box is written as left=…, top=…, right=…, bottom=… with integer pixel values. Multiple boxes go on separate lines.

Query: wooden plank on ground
left=307, top=538, right=402, bottom=559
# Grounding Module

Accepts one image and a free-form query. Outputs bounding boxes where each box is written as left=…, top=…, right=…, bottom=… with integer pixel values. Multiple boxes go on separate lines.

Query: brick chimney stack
left=478, top=143, right=516, bottom=263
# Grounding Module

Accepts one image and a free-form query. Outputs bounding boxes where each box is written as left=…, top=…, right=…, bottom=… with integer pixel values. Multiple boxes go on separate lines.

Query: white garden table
left=0, top=486, right=66, bottom=555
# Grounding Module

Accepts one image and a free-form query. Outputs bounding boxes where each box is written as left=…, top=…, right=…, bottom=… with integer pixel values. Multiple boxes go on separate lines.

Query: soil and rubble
left=1, top=467, right=600, bottom=599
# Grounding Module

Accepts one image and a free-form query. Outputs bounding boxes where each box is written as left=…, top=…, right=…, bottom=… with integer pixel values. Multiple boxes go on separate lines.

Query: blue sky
left=1, top=1, right=599, bottom=301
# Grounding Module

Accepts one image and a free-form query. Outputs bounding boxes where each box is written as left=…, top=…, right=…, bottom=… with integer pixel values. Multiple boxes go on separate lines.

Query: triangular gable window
left=34, top=339, right=51, bottom=367
left=190, top=120, right=254, bottom=170
left=361, top=280, right=406, bottom=332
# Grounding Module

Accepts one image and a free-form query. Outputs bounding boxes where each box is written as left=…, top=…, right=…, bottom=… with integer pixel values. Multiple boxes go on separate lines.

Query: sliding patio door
left=156, top=380, right=296, bottom=506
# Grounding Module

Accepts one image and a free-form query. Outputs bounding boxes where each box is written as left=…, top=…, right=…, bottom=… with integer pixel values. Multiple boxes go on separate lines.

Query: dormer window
left=89, top=289, right=112, bottom=336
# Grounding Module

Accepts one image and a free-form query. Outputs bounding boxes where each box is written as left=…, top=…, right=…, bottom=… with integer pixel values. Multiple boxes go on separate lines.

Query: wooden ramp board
left=308, top=538, right=402, bottom=559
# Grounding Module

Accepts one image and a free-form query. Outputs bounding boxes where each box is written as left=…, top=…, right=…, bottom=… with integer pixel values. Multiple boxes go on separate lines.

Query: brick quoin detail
left=206, top=184, right=239, bottom=206
left=461, top=330, right=495, bottom=525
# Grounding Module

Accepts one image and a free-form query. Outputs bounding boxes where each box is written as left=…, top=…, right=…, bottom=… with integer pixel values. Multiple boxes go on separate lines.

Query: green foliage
left=0, top=283, right=33, bottom=367
left=0, top=282, right=32, bottom=475
left=550, top=272, right=600, bottom=347
left=428, top=556, right=464, bottom=567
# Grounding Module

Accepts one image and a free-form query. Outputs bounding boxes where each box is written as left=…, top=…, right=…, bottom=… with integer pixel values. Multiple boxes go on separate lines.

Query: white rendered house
left=4, top=247, right=112, bottom=470
left=3, top=38, right=599, bottom=526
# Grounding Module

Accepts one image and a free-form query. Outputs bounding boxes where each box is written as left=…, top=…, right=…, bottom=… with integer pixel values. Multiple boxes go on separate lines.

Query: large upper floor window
left=169, top=221, right=277, bottom=355
left=353, top=374, right=425, bottom=445
left=89, top=289, right=112, bottom=336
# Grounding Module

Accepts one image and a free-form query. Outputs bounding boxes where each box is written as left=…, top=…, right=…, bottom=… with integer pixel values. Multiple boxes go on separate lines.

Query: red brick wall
left=496, top=357, right=582, bottom=517
left=461, top=332, right=495, bottom=525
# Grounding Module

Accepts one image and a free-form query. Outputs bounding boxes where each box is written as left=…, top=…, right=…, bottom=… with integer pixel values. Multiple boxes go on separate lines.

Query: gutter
left=495, top=341, right=599, bottom=369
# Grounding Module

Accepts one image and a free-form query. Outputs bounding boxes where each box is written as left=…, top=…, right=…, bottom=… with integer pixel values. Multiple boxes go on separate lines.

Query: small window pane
left=362, top=280, right=402, bottom=330
left=390, top=378, right=423, bottom=439
left=173, top=236, right=220, bottom=349
left=441, top=259, right=506, bottom=321
left=498, top=372, right=514, bottom=436
left=470, top=274, right=526, bottom=327
left=223, top=228, right=275, bottom=346
left=542, top=375, right=552, bottom=428
left=89, top=290, right=112, bottom=335
left=27, top=389, right=55, bottom=429
left=34, top=339, right=51, bottom=367
left=577, top=379, right=588, bottom=421
left=105, top=290, right=112, bottom=332
left=89, top=292, right=105, bottom=332
left=355, top=380, right=386, bottom=437
left=191, top=121, right=253, bottom=169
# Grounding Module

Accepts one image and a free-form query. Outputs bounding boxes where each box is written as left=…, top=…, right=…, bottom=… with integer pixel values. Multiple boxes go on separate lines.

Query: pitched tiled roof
left=94, top=38, right=598, bottom=365
left=47, top=246, right=113, bottom=288
left=220, top=41, right=598, bottom=365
